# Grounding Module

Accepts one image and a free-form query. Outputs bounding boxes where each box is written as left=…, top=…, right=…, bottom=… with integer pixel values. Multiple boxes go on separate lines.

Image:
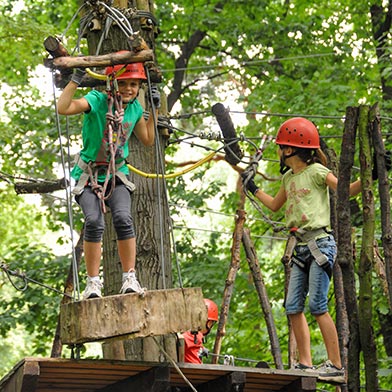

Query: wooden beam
left=281, top=376, right=317, bottom=392
left=0, top=359, right=40, bottom=392
left=197, top=371, right=246, bottom=392
left=60, top=288, right=207, bottom=345
left=98, top=365, right=170, bottom=392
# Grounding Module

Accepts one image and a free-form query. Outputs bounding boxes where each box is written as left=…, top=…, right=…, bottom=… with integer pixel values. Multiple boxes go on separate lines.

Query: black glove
left=198, top=347, right=209, bottom=359
left=71, top=68, right=86, bottom=86
left=372, top=150, right=392, bottom=180
left=241, top=172, right=259, bottom=195
left=149, top=85, right=161, bottom=108
left=245, top=178, right=259, bottom=195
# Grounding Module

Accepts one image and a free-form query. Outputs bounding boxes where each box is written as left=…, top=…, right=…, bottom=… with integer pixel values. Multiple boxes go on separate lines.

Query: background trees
left=1, top=0, right=391, bottom=390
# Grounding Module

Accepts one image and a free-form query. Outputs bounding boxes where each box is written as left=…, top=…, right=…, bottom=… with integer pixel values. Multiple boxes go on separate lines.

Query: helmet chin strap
left=279, top=149, right=298, bottom=174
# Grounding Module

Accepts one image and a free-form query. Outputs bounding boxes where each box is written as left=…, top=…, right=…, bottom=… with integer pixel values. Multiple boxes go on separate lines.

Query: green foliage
left=0, top=186, right=70, bottom=376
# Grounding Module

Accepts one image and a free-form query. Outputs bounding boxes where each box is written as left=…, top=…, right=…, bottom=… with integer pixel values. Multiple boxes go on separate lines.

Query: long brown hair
left=279, top=145, right=327, bottom=174
left=295, top=147, right=327, bottom=166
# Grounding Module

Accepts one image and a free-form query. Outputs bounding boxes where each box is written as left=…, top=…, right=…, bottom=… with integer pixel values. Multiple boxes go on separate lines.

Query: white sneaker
left=83, top=278, right=102, bottom=299
left=293, top=363, right=319, bottom=376
left=317, top=360, right=345, bottom=383
left=120, top=272, right=145, bottom=295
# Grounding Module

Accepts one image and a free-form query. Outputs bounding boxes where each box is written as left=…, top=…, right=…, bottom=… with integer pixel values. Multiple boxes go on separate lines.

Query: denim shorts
left=285, top=235, right=337, bottom=315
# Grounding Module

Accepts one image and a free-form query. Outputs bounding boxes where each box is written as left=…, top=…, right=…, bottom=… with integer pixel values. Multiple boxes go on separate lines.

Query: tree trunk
left=322, top=140, right=349, bottom=392
left=83, top=0, right=174, bottom=361
left=370, top=105, right=392, bottom=310
left=358, top=104, right=378, bottom=392
left=336, top=106, right=361, bottom=392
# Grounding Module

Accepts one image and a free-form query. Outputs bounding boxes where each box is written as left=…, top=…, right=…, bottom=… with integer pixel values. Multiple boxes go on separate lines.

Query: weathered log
left=212, top=103, right=244, bottom=165
left=60, top=287, right=206, bottom=345
left=46, top=49, right=154, bottom=70
left=43, top=36, right=70, bottom=58
left=14, top=178, right=68, bottom=194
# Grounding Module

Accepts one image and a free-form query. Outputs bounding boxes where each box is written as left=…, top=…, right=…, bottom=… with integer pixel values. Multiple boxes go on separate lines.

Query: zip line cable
left=51, top=71, right=81, bottom=301
left=159, top=45, right=392, bottom=74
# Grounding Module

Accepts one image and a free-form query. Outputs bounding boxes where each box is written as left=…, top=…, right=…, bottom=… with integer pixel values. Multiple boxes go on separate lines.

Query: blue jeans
left=285, top=235, right=337, bottom=315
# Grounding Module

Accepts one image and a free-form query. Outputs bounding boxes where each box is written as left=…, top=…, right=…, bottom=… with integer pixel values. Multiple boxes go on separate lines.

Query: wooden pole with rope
left=212, top=209, right=246, bottom=364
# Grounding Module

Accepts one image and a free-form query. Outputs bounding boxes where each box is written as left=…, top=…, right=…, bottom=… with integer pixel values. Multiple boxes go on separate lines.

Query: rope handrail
left=86, top=66, right=126, bottom=80
left=127, top=151, right=216, bottom=178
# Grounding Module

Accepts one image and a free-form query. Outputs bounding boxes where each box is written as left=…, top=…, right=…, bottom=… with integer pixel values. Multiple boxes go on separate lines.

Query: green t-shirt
left=282, top=162, right=331, bottom=231
left=71, top=90, right=143, bottom=182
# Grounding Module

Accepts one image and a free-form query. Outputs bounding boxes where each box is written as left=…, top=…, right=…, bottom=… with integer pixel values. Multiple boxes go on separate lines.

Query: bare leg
left=117, top=237, right=136, bottom=272
left=315, top=312, right=342, bottom=368
left=84, top=241, right=102, bottom=276
left=289, top=312, right=312, bottom=366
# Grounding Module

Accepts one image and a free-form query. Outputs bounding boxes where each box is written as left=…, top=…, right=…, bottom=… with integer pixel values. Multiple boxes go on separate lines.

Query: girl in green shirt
left=243, top=117, right=361, bottom=383
left=58, top=62, right=159, bottom=300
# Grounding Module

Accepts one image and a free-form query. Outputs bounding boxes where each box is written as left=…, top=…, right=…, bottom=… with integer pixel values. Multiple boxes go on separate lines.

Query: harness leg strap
left=307, top=239, right=328, bottom=267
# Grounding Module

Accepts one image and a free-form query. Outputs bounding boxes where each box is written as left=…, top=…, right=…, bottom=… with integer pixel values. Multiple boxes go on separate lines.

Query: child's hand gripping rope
left=241, top=135, right=268, bottom=196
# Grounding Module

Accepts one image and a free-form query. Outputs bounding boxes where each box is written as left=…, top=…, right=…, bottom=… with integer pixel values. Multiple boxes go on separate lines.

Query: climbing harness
left=72, top=75, right=137, bottom=213
left=281, top=227, right=332, bottom=277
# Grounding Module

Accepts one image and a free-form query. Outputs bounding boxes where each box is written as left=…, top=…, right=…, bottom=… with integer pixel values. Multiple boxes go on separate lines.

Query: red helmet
left=275, top=117, right=320, bottom=148
left=105, top=62, right=147, bottom=80
left=204, top=298, right=219, bottom=322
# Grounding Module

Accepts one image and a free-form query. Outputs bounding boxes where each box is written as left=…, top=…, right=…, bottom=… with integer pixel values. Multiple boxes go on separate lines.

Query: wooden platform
left=0, top=357, right=317, bottom=392
left=60, top=287, right=207, bottom=344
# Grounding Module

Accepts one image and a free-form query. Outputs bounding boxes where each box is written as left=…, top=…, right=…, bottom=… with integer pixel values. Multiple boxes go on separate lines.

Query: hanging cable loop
left=0, top=261, right=73, bottom=298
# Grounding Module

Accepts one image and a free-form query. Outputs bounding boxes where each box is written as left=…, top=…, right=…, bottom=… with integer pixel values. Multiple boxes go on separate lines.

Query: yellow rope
left=127, top=152, right=216, bottom=179
left=85, top=67, right=126, bottom=80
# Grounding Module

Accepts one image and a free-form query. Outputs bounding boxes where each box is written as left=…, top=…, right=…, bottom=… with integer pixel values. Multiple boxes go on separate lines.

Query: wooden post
left=358, top=105, right=378, bottom=391
left=370, top=104, right=392, bottom=309
left=322, top=140, right=350, bottom=374
left=212, top=210, right=246, bottom=364
left=212, top=103, right=244, bottom=165
left=242, top=228, right=283, bottom=369
left=337, top=106, right=361, bottom=391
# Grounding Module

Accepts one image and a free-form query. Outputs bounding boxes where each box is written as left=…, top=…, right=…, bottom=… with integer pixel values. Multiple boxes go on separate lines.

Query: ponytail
left=295, top=148, right=327, bottom=166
